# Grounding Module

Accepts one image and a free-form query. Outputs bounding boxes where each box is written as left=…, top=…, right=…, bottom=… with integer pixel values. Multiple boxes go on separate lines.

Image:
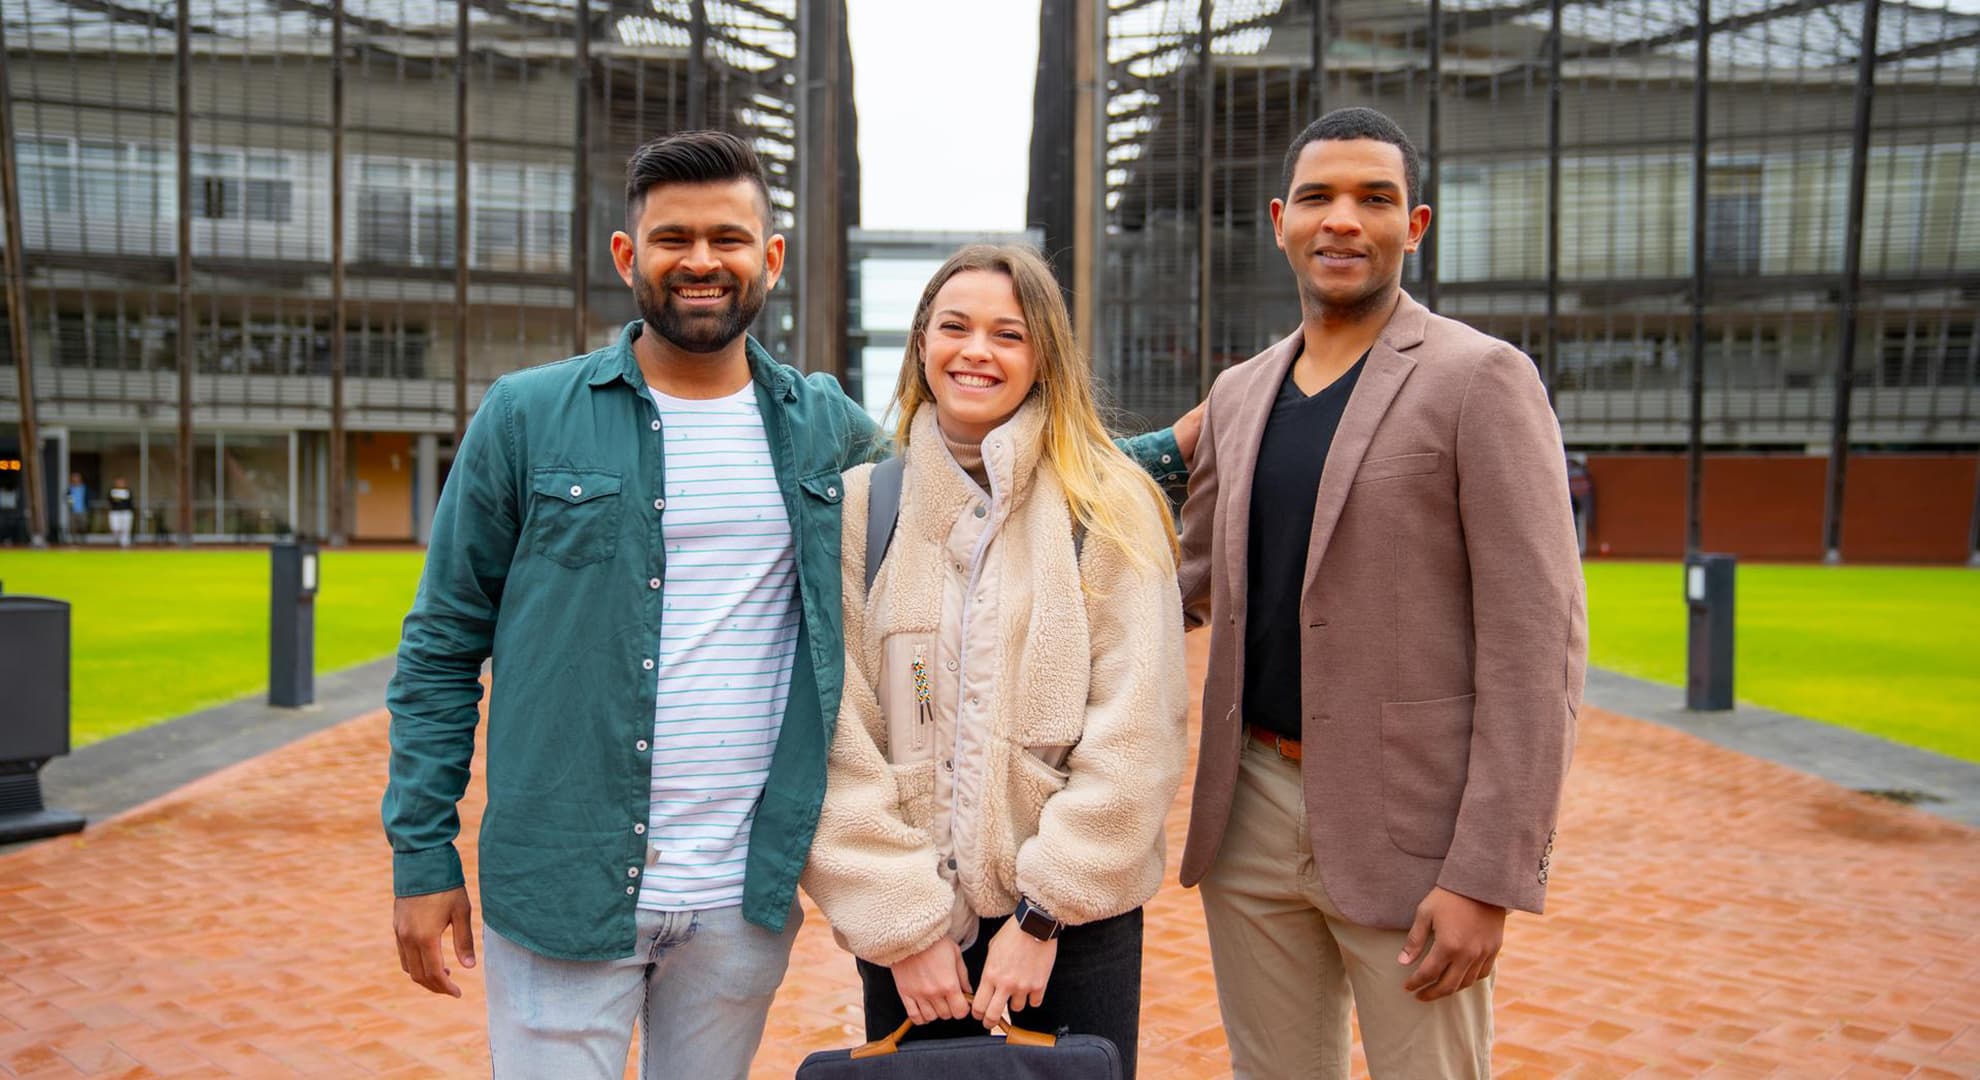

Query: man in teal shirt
left=382, top=131, right=1192, bottom=1079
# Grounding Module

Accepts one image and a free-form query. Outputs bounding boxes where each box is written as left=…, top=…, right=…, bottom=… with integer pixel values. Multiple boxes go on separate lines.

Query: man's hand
left=394, top=887, right=476, bottom=998
left=892, top=937, right=972, bottom=1025
left=1398, top=886, right=1504, bottom=1002
left=1172, top=400, right=1208, bottom=465
left=972, top=919, right=1058, bottom=1030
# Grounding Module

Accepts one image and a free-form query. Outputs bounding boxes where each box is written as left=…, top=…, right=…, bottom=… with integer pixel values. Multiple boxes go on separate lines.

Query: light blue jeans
left=483, top=902, right=802, bottom=1080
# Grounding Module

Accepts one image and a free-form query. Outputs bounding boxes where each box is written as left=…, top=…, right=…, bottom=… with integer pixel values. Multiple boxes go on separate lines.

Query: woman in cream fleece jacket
left=801, top=245, right=1187, bottom=1076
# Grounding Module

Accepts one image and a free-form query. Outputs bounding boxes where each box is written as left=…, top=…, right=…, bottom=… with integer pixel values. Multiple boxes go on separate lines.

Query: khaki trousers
left=1199, top=738, right=1492, bottom=1079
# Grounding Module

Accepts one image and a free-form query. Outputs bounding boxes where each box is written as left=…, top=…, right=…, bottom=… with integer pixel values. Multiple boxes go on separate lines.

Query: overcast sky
left=845, top=0, right=1041, bottom=233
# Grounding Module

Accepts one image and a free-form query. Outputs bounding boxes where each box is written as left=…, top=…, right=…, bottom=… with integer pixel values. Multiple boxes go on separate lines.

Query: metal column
left=688, top=0, right=709, bottom=130
left=1821, top=0, right=1881, bottom=564
left=0, top=12, right=47, bottom=546
left=1071, top=0, right=1103, bottom=360
left=1309, top=0, right=1325, bottom=119
left=1195, top=0, right=1214, bottom=402
left=175, top=0, right=195, bottom=545
left=329, top=0, right=348, bottom=545
left=1542, top=0, right=1562, bottom=407
left=797, top=0, right=847, bottom=380
left=1685, top=0, right=1711, bottom=557
left=415, top=432, right=438, bottom=545
left=453, top=0, right=471, bottom=445
left=573, top=0, right=592, bottom=355
left=1422, top=0, right=1439, bottom=312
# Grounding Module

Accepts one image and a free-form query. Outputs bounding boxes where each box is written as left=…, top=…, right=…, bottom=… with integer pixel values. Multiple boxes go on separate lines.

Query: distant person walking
left=0, top=480, right=23, bottom=545
left=64, top=472, right=87, bottom=543
left=107, top=477, right=135, bottom=548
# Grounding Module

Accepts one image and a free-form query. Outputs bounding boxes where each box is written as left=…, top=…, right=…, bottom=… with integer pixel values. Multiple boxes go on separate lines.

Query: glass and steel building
left=1031, top=0, right=1980, bottom=561
left=2, top=0, right=857, bottom=544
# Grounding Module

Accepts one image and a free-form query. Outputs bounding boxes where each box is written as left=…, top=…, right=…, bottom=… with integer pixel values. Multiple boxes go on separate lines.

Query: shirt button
left=636, top=739, right=649, bottom=751
left=944, top=759, right=953, bottom=771
left=569, top=484, right=583, bottom=497
left=634, top=823, right=646, bottom=835
left=649, top=578, right=662, bottom=589
left=628, top=867, right=640, bottom=878
left=642, top=658, right=655, bottom=670
left=946, top=857, right=957, bottom=870
left=973, top=505, right=986, bottom=518
left=945, top=660, right=957, bottom=671
left=654, top=498, right=666, bottom=511
left=651, top=419, right=662, bottom=431
left=969, top=696, right=979, bottom=707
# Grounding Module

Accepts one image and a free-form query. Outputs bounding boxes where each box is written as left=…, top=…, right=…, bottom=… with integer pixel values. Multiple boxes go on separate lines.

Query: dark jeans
left=858, top=907, right=1144, bottom=1080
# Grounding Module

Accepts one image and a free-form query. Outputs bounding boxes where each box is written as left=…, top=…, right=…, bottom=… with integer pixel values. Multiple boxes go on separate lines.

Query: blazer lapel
left=1299, top=295, right=1427, bottom=601
left=1221, top=331, right=1304, bottom=623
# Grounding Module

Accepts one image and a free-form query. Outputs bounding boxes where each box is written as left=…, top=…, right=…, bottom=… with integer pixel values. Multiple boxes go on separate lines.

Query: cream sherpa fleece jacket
left=800, top=402, right=1189, bottom=966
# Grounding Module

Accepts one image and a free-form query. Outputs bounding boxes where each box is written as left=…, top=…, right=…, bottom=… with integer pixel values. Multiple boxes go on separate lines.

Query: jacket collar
left=904, top=397, right=1049, bottom=535
left=586, top=320, right=796, bottom=402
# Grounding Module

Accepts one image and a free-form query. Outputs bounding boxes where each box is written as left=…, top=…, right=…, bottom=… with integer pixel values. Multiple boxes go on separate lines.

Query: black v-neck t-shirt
left=1242, top=351, right=1368, bottom=740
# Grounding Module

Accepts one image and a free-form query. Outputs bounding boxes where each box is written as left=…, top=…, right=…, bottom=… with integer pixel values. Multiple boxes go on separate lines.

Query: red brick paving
left=2, top=633, right=1976, bottom=1077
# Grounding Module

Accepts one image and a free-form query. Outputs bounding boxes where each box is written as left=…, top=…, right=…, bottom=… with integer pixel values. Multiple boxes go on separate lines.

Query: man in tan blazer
left=1176, top=107, right=1586, bottom=1078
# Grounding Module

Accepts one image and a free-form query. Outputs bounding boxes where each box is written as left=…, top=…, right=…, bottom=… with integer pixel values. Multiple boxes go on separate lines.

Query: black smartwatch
left=1012, top=896, right=1064, bottom=942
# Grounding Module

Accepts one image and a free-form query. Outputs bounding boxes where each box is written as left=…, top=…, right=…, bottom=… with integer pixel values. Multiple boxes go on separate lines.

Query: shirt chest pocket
left=528, top=467, right=624, bottom=569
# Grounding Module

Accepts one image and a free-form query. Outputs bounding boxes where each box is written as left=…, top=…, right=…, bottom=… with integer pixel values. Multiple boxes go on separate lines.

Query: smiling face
left=918, top=270, right=1039, bottom=444
left=610, top=178, right=783, bottom=354
left=1270, top=137, right=1432, bottom=322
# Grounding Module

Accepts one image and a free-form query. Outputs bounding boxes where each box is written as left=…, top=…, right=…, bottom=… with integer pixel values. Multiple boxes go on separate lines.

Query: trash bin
left=269, top=541, right=319, bottom=707
left=0, top=593, right=87, bottom=842
left=1684, top=553, right=1736, bottom=712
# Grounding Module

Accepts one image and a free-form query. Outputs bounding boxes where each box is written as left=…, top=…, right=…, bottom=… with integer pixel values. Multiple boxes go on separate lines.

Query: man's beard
left=635, top=267, right=769, bottom=354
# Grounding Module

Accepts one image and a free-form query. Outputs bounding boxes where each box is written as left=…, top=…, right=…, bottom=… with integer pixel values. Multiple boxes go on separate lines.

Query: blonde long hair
left=891, top=244, right=1178, bottom=572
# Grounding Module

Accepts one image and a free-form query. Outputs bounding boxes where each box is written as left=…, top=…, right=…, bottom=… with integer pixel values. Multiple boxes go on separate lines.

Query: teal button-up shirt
left=383, top=321, right=1184, bottom=961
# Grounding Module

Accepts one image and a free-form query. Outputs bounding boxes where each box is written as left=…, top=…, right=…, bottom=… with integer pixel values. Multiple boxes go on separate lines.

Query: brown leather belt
left=1246, top=724, right=1302, bottom=762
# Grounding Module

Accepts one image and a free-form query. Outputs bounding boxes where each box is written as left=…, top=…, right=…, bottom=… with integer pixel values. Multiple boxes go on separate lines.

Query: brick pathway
left=2, top=634, right=1976, bottom=1078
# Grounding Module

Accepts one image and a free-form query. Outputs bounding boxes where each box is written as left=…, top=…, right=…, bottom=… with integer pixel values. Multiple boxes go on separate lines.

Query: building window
left=191, top=150, right=294, bottom=224
left=1706, top=164, right=1764, bottom=276
left=357, top=159, right=455, bottom=267
left=17, top=136, right=76, bottom=214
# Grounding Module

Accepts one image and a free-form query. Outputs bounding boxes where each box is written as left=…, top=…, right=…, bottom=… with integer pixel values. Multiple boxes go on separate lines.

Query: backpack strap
left=864, top=454, right=1086, bottom=596
left=864, top=456, right=905, bottom=596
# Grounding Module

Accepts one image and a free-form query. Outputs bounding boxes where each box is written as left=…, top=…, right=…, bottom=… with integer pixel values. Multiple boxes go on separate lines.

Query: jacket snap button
left=570, top=485, right=583, bottom=497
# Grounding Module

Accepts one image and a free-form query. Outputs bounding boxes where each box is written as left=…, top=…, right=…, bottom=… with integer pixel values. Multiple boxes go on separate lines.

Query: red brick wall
left=1584, top=454, right=1977, bottom=564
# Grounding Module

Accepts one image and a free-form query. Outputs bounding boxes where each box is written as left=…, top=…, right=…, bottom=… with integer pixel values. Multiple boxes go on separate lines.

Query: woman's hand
left=892, top=938, right=973, bottom=1025
left=972, top=919, right=1058, bottom=1029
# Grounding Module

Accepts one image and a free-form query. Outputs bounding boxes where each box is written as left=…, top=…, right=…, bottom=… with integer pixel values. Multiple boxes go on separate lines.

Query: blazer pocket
left=528, top=467, right=624, bottom=569
left=1380, top=693, right=1475, bottom=858
left=1353, top=451, right=1442, bottom=485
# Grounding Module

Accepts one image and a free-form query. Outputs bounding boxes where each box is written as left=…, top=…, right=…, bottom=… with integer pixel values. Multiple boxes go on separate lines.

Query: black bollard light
left=269, top=541, right=319, bottom=707
left=1684, top=553, right=1736, bottom=712
left=0, top=593, right=87, bottom=842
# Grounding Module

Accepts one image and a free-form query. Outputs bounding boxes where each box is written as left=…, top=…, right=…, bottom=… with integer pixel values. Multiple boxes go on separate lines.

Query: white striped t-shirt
left=638, top=383, right=798, bottom=912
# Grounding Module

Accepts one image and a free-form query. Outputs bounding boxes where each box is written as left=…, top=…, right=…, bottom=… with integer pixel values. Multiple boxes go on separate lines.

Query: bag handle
left=847, top=994, right=1058, bottom=1059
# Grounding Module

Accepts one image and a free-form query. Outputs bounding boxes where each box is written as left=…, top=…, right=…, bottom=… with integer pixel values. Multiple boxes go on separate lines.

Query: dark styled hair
left=1280, top=107, right=1422, bottom=207
left=623, top=130, right=772, bottom=228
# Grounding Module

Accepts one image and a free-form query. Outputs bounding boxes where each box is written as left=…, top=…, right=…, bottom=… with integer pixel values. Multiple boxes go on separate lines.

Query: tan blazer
left=1177, top=291, right=1586, bottom=928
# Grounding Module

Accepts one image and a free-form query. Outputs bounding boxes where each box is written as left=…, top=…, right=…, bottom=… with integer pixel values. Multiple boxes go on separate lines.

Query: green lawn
left=1584, top=562, right=1980, bottom=763
left=0, top=550, right=425, bottom=745
left=1, top=551, right=1973, bottom=763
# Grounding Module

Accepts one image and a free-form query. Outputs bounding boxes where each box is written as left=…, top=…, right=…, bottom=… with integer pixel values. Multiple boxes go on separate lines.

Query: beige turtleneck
left=939, top=420, right=992, bottom=492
